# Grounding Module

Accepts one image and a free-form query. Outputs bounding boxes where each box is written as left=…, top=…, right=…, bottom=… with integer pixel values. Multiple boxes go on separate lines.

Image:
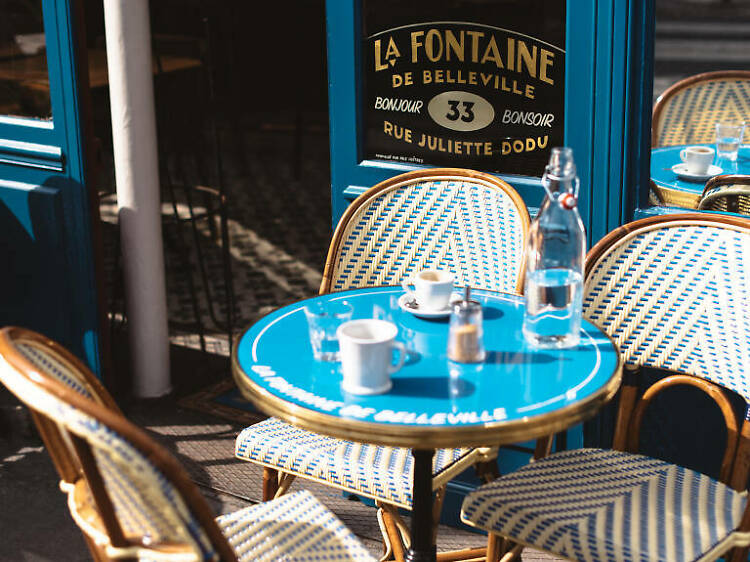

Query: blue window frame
left=0, top=0, right=101, bottom=374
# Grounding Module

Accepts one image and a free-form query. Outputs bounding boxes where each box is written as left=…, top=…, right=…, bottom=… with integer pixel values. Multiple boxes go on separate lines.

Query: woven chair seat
left=68, top=477, right=371, bottom=562
left=236, top=417, right=478, bottom=509
left=217, top=489, right=375, bottom=561
left=461, top=448, right=750, bottom=562
left=1, top=330, right=375, bottom=562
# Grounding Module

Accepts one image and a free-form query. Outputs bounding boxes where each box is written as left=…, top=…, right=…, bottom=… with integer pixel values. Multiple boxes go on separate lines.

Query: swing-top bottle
left=522, top=147, right=586, bottom=348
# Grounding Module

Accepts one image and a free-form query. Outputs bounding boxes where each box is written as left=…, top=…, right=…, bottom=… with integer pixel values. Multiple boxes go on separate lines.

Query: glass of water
left=304, top=300, right=353, bottom=361
left=716, top=120, right=745, bottom=161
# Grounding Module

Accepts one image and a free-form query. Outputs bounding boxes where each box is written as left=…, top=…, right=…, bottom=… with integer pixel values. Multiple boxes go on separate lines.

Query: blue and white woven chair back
left=0, top=338, right=218, bottom=560
left=653, top=71, right=750, bottom=147
left=699, top=179, right=750, bottom=216
left=584, top=216, right=750, bottom=401
left=13, top=339, right=105, bottom=404
left=324, top=169, right=530, bottom=294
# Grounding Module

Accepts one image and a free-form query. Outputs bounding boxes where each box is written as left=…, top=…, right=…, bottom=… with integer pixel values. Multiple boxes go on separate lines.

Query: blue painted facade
left=0, top=0, right=101, bottom=374
left=326, top=0, right=655, bottom=245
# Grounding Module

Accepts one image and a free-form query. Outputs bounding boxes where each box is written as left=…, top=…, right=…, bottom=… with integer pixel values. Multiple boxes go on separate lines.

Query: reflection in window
left=0, top=0, right=52, bottom=120
left=649, top=4, right=750, bottom=214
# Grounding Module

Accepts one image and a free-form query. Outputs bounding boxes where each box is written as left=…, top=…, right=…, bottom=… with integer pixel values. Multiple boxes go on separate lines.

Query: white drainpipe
left=103, top=0, right=170, bottom=397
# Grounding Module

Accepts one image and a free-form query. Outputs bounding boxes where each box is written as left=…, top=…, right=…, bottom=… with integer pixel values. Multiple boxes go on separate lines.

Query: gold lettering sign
left=362, top=1, right=566, bottom=177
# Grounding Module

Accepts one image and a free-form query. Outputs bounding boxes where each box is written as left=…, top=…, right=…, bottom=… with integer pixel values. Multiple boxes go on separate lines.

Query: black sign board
left=362, top=0, right=566, bottom=177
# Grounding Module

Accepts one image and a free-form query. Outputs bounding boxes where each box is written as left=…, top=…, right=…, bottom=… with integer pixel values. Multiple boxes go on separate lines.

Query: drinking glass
left=716, top=121, right=745, bottom=161
left=304, top=300, right=353, bottom=361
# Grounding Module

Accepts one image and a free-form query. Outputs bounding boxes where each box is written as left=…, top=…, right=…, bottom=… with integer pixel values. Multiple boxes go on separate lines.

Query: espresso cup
left=337, top=319, right=405, bottom=395
left=680, top=145, right=714, bottom=175
left=401, top=269, right=454, bottom=311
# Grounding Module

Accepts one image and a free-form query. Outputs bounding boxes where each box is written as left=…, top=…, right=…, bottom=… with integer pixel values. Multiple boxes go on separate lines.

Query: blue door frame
left=0, top=0, right=102, bottom=374
left=326, top=0, right=654, bottom=245
left=325, top=0, right=655, bottom=527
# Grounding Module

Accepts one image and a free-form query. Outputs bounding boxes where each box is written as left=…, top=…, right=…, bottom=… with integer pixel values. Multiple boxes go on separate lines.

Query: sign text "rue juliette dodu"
left=362, top=21, right=566, bottom=176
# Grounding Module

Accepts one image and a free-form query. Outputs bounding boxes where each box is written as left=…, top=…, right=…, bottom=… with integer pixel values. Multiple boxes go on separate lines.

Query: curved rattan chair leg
left=82, top=533, right=107, bottom=562
left=485, top=534, right=503, bottom=562
left=377, top=505, right=402, bottom=562
left=273, top=472, right=296, bottom=499
left=433, top=548, right=485, bottom=561
left=499, top=542, right=523, bottom=562
left=432, top=485, right=447, bottom=542
left=261, top=467, right=279, bottom=501
left=533, top=436, right=554, bottom=460
left=475, top=459, right=500, bottom=483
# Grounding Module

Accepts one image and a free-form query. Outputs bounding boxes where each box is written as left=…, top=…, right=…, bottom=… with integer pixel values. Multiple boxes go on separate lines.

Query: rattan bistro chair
left=652, top=70, right=750, bottom=147
left=0, top=327, right=374, bottom=562
left=234, top=168, right=530, bottom=560
left=460, top=214, right=750, bottom=562
left=699, top=175, right=750, bottom=216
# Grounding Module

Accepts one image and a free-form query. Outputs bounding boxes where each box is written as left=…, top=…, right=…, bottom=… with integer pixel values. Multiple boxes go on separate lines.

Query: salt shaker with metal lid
left=447, top=286, right=486, bottom=363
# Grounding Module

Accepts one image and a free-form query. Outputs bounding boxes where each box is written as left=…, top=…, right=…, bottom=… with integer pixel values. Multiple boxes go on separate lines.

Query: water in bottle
left=523, top=147, right=586, bottom=348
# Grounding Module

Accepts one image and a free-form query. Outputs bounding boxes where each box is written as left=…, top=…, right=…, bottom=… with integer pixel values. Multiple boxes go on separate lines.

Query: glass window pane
left=0, top=0, right=52, bottom=120
left=361, top=0, right=566, bottom=177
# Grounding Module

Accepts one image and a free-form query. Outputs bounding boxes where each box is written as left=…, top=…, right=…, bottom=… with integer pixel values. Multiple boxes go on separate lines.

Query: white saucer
left=671, top=163, right=722, bottom=182
left=398, top=293, right=459, bottom=319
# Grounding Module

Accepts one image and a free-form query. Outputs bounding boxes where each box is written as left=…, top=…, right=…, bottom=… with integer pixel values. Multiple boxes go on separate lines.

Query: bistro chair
left=699, top=174, right=750, bottom=216
left=0, top=327, right=374, bottom=562
left=652, top=70, right=750, bottom=147
left=648, top=179, right=665, bottom=207
left=234, top=168, right=531, bottom=560
left=460, top=214, right=750, bottom=561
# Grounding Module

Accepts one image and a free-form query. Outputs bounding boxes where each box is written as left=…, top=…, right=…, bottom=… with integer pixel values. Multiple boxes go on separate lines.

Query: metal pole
left=103, top=0, right=170, bottom=397
left=406, top=449, right=437, bottom=562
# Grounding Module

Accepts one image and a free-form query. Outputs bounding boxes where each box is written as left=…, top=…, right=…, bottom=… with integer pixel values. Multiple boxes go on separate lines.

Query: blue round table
left=651, top=144, right=750, bottom=209
left=233, top=287, right=622, bottom=562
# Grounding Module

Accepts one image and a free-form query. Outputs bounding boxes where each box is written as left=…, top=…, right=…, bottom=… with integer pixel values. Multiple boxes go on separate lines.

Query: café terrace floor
left=0, top=115, right=561, bottom=561
left=3, top=16, right=750, bottom=559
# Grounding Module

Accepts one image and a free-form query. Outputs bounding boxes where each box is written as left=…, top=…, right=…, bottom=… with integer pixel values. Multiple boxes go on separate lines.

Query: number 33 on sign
left=428, top=91, right=494, bottom=132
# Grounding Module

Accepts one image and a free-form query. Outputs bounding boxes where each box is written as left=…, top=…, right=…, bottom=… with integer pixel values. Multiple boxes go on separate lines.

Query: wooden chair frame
left=699, top=174, right=750, bottom=214
left=586, top=213, right=750, bottom=562
left=648, top=179, right=665, bottom=206
left=484, top=213, right=750, bottom=561
left=0, top=327, right=239, bottom=562
left=320, top=167, right=531, bottom=294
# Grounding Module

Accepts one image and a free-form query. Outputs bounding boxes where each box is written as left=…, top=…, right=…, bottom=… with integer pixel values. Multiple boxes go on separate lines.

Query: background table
left=233, top=287, right=622, bottom=561
left=651, top=144, right=750, bottom=208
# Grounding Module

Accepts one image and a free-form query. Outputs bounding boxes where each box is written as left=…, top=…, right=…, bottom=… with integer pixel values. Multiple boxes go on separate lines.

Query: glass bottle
left=522, top=147, right=586, bottom=348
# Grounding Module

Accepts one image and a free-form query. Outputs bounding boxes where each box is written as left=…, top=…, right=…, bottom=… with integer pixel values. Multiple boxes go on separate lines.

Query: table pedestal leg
left=405, top=448, right=436, bottom=562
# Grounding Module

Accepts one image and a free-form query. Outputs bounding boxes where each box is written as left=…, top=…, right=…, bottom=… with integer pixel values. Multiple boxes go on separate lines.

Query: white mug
left=337, top=319, right=405, bottom=395
left=401, top=269, right=454, bottom=311
left=680, top=145, right=714, bottom=175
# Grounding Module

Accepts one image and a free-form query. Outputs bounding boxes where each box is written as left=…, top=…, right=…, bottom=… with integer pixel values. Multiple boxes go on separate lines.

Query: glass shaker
left=447, top=287, right=485, bottom=363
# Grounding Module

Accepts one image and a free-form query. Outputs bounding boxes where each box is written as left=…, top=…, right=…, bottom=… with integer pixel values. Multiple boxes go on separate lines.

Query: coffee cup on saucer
left=401, top=270, right=454, bottom=311
left=680, top=146, right=715, bottom=175
left=337, top=319, right=405, bottom=395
